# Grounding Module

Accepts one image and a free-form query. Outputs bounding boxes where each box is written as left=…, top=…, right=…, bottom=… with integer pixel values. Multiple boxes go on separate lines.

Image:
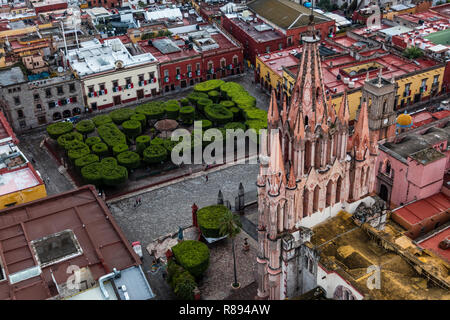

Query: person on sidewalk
left=205, top=175, right=208, bottom=182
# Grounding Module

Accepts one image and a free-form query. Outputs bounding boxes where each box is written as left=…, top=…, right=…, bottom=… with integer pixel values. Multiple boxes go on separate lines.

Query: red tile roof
left=418, top=227, right=450, bottom=263
left=0, top=186, right=140, bottom=300
left=393, top=193, right=450, bottom=226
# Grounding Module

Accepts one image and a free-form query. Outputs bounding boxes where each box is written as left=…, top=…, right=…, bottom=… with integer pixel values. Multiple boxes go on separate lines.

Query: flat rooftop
left=381, top=123, right=450, bottom=163
left=67, top=38, right=157, bottom=77
left=393, top=193, right=450, bottom=226
left=0, top=186, right=141, bottom=300
left=311, top=212, right=450, bottom=299
left=418, top=226, right=450, bottom=263
left=0, top=166, right=40, bottom=196
left=0, top=67, right=27, bottom=87
left=247, top=0, right=330, bottom=30
left=225, top=14, right=285, bottom=43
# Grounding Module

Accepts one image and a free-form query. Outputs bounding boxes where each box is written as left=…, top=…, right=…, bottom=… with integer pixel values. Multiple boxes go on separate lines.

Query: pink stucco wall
left=376, top=149, right=447, bottom=206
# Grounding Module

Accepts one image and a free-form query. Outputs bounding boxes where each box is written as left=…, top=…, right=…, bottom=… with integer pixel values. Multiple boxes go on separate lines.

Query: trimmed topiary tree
left=101, top=165, right=128, bottom=186
left=101, top=157, right=117, bottom=170
left=74, top=153, right=99, bottom=170
left=122, top=119, right=142, bottom=140
left=179, top=98, right=190, bottom=106
left=164, top=103, right=180, bottom=120
left=112, top=143, right=128, bottom=156
left=130, top=113, right=147, bottom=129
left=47, top=121, right=73, bottom=139
left=196, top=204, right=230, bottom=238
left=229, top=107, right=240, bottom=120
left=91, top=142, right=109, bottom=157
left=208, top=90, right=220, bottom=103
left=67, top=143, right=90, bottom=162
left=197, top=98, right=213, bottom=112
left=75, top=119, right=95, bottom=136
left=179, top=106, right=195, bottom=124
left=150, top=137, right=164, bottom=145
left=201, top=119, right=212, bottom=130
left=171, top=240, right=210, bottom=279
left=220, top=81, right=245, bottom=99
left=116, top=151, right=140, bottom=170
left=143, top=144, right=167, bottom=164
left=110, top=108, right=135, bottom=125
left=57, top=132, right=83, bottom=150
left=220, top=100, right=235, bottom=108
left=187, top=91, right=208, bottom=106
left=81, top=162, right=103, bottom=186
left=97, top=123, right=127, bottom=148
left=85, top=136, right=102, bottom=147
left=92, top=114, right=113, bottom=127
left=224, top=122, right=247, bottom=131
left=135, top=102, right=165, bottom=120
left=194, top=79, right=225, bottom=93
left=136, top=135, right=151, bottom=154
left=204, top=104, right=233, bottom=125
left=243, top=108, right=268, bottom=122
left=162, top=139, right=178, bottom=153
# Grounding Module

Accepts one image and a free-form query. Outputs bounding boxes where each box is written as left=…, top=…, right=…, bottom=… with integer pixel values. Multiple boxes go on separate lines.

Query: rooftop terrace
left=225, top=14, right=284, bottom=43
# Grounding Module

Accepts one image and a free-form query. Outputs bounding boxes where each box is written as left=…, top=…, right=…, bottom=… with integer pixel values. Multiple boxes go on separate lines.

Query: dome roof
left=397, top=113, right=413, bottom=127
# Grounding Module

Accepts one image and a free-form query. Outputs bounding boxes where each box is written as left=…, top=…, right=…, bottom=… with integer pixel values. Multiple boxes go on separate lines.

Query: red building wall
left=286, top=20, right=336, bottom=46
left=34, top=2, right=68, bottom=14
left=201, top=46, right=244, bottom=80
left=222, top=16, right=285, bottom=65
left=443, top=60, right=450, bottom=94
left=87, top=0, right=120, bottom=9
left=159, top=56, right=203, bottom=93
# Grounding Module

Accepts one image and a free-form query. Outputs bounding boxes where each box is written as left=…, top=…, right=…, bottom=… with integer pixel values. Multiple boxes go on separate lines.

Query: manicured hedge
left=230, top=107, right=240, bottom=120
left=112, top=143, right=128, bottom=156
left=208, top=90, right=220, bottom=103
left=110, top=108, right=135, bottom=125
left=197, top=205, right=230, bottom=238
left=244, top=108, right=268, bottom=122
left=135, top=102, right=165, bottom=120
left=67, top=143, right=90, bottom=162
left=224, top=122, right=247, bottom=131
left=97, top=123, right=127, bottom=148
left=194, top=79, right=225, bottom=93
left=74, top=153, right=99, bottom=170
left=47, top=121, right=73, bottom=139
left=220, top=81, right=245, bottom=99
left=101, top=165, right=128, bottom=186
left=130, top=113, right=147, bottom=128
left=187, top=92, right=208, bottom=106
left=57, top=132, right=83, bottom=150
left=179, top=98, right=190, bottom=106
left=172, top=240, right=210, bottom=278
left=117, top=151, right=140, bottom=170
left=91, top=142, right=109, bottom=157
left=85, top=136, right=102, bottom=147
left=179, top=106, right=195, bottom=124
left=167, top=260, right=196, bottom=300
left=197, top=98, right=213, bottom=112
left=122, top=120, right=142, bottom=139
left=220, top=100, right=235, bottom=108
left=150, top=137, right=164, bottom=145
left=136, top=135, right=151, bottom=154
left=143, top=144, right=167, bottom=164
left=163, top=139, right=178, bottom=152
left=101, top=157, right=117, bottom=170
left=164, top=103, right=180, bottom=120
left=201, top=119, right=212, bottom=130
left=75, top=119, right=95, bottom=135
left=233, top=93, right=256, bottom=109
left=92, top=114, right=113, bottom=127
left=245, top=119, right=267, bottom=133
left=81, top=162, right=103, bottom=186
left=204, top=104, right=233, bottom=125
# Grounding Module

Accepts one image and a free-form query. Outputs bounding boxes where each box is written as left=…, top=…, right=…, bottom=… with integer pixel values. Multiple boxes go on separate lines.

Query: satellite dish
left=57, top=66, right=64, bottom=73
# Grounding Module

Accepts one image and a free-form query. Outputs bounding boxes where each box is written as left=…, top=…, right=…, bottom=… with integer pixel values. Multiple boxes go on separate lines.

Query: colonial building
left=66, top=38, right=160, bottom=111
left=255, top=19, right=379, bottom=300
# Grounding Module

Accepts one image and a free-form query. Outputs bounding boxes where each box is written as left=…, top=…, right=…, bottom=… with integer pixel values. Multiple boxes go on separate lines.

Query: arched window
left=336, top=176, right=342, bottom=203
left=313, top=185, right=320, bottom=213
left=303, top=188, right=309, bottom=218
left=62, top=110, right=71, bottom=118
left=17, top=110, right=24, bottom=118
left=385, top=161, right=391, bottom=175
left=53, top=112, right=62, bottom=121
left=326, top=180, right=333, bottom=207
left=304, top=115, right=309, bottom=126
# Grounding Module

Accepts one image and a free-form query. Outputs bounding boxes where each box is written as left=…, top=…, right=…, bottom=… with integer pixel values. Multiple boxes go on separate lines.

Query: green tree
left=218, top=210, right=242, bottom=288
left=403, top=47, right=423, bottom=59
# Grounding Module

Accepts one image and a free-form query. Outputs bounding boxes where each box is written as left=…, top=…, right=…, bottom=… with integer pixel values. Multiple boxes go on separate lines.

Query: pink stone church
left=255, top=19, right=392, bottom=300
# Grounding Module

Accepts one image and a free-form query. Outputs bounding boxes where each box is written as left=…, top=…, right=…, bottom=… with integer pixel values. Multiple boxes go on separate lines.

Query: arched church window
left=304, top=115, right=309, bottom=126
left=383, top=99, right=388, bottom=113
left=385, top=161, right=391, bottom=175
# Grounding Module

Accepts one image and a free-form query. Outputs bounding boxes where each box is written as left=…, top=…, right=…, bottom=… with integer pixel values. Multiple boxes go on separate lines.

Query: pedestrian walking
left=31, top=158, right=36, bottom=164
left=205, top=175, right=208, bottom=182
left=138, top=197, right=142, bottom=205
left=46, top=177, right=50, bottom=184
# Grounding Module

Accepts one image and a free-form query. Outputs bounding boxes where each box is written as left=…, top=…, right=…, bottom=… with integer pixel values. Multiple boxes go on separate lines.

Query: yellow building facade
left=0, top=184, right=47, bottom=210
left=257, top=59, right=446, bottom=121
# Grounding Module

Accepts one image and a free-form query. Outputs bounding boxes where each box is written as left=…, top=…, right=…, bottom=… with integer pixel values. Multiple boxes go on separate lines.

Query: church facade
left=255, top=23, right=384, bottom=300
